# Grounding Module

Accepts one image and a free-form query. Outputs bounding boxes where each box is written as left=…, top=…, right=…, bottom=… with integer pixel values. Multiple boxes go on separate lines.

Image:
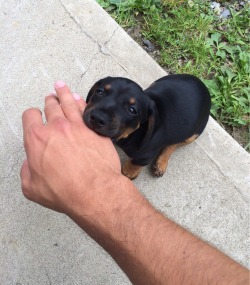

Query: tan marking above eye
left=104, top=84, right=111, bottom=91
left=129, top=97, right=136, bottom=104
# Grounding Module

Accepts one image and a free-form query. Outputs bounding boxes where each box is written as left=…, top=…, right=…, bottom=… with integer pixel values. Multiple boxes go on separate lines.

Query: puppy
left=83, top=75, right=211, bottom=179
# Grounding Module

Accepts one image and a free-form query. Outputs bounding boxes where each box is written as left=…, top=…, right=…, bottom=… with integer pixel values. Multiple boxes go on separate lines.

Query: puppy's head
left=83, top=77, right=153, bottom=140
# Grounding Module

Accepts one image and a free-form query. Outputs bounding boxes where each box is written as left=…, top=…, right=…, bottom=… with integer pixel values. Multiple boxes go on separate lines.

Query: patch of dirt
left=126, top=25, right=166, bottom=70
left=224, top=124, right=249, bottom=151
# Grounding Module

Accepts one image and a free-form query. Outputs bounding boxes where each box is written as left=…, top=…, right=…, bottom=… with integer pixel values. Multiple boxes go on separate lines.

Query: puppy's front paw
left=153, top=162, right=167, bottom=177
left=122, top=160, right=143, bottom=180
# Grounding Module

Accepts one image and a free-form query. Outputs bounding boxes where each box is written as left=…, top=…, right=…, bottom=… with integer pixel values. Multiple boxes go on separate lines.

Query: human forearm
left=69, top=176, right=249, bottom=285
left=21, top=81, right=249, bottom=285
left=68, top=174, right=163, bottom=284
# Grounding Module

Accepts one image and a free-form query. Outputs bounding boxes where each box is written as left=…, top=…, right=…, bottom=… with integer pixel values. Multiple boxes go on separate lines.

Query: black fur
left=83, top=74, right=211, bottom=168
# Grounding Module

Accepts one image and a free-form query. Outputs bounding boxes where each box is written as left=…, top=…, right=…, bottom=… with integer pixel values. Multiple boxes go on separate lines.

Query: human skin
left=20, top=81, right=249, bottom=285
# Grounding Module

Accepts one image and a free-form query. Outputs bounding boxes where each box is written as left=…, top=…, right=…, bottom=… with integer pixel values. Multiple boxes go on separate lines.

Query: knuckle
left=22, top=107, right=41, bottom=119
left=21, top=184, right=33, bottom=201
left=27, top=124, right=44, bottom=142
left=44, top=104, right=53, bottom=114
left=61, top=101, right=80, bottom=114
left=44, top=99, right=59, bottom=113
left=53, top=117, right=71, bottom=132
left=22, top=107, right=35, bottom=115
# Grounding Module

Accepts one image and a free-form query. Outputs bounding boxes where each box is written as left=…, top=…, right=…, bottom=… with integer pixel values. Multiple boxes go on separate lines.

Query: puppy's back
left=144, top=74, right=211, bottom=143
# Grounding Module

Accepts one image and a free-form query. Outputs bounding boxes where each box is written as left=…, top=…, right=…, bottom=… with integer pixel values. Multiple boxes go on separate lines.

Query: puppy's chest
left=115, top=133, right=159, bottom=158
left=116, top=131, right=143, bottom=155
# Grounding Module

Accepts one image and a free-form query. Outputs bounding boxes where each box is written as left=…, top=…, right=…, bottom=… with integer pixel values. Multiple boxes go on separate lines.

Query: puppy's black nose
left=90, top=110, right=106, bottom=128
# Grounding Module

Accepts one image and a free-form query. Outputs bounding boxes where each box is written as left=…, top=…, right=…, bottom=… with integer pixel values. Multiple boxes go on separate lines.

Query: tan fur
left=104, top=84, right=111, bottom=91
left=122, top=160, right=143, bottom=180
left=117, top=123, right=140, bottom=140
left=153, top=134, right=199, bottom=177
left=129, top=97, right=136, bottom=104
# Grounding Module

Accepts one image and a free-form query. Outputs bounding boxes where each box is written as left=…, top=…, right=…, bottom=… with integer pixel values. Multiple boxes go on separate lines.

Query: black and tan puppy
left=83, top=74, right=211, bottom=179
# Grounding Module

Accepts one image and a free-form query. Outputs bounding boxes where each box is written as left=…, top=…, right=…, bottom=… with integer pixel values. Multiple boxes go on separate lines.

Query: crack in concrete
left=104, top=26, right=119, bottom=46
left=58, top=1, right=132, bottom=78
left=44, top=267, right=52, bottom=285
left=1, top=146, right=23, bottom=180
left=58, top=0, right=96, bottom=43
left=76, top=51, right=100, bottom=89
left=102, top=26, right=134, bottom=77
left=59, top=0, right=115, bottom=53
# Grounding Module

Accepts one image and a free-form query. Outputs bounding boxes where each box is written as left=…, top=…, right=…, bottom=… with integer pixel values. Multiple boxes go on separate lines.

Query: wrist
left=67, top=172, right=143, bottom=239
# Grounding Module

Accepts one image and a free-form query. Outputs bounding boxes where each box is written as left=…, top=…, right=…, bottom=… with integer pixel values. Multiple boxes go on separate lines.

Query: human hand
left=20, top=81, right=123, bottom=217
left=20, top=83, right=249, bottom=285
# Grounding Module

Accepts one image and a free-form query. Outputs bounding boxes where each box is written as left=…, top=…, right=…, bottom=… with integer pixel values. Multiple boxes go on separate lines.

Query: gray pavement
left=0, top=0, right=249, bottom=284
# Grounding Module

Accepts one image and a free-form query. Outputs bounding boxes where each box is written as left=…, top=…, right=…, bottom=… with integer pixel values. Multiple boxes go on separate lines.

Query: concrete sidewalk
left=0, top=0, right=249, bottom=284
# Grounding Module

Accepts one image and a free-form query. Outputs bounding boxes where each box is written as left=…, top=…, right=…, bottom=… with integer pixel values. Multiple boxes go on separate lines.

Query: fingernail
left=54, top=80, right=66, bottom=89
left=73, top=93, right=81, bottom=101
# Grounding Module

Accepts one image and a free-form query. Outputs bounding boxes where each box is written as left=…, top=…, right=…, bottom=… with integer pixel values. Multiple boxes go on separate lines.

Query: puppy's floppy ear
left=86, top=81, right=100, bottom=103
left=142, top=100, right=155, bottom=144
left=86, top=77, right=112, bottom=103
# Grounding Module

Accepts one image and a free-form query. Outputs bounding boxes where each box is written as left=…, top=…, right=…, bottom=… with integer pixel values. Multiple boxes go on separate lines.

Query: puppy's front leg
left=122, top=159, right=143, bottom=180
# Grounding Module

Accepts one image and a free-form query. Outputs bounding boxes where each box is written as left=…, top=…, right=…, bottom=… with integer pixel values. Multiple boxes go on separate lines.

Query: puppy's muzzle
left=83, top=108, right=120, bottom=138
left=86, top=109, right=109, bottom=131
left=89, top=109, right=107, bottom=129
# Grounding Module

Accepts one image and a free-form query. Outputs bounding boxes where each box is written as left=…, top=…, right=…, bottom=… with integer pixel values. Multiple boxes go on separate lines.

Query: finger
left=73, top=93, right=87, bottom=114
left=22, top=108, right=43, bottom=135
left=20, top=159, right=32, bottom=199
left=54, top=80, right=82, bottom=123
left=44, top=93, right=65, bottom=122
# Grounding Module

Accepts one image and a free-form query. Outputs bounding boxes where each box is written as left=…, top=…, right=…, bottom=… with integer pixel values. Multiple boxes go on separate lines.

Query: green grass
left=97, top=0, right=250, bottom=147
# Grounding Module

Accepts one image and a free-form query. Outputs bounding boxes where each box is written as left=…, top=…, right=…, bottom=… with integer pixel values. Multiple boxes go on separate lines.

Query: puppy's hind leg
left=153, top=145, right=178, bottom=177
left=153, top=134, right=199, bottom=177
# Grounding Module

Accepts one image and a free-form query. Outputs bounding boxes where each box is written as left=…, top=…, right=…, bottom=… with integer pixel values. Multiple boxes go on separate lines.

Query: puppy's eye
left=96, top=89, right=104, bottom=96
left=128, top=106, right=137, bottom=115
